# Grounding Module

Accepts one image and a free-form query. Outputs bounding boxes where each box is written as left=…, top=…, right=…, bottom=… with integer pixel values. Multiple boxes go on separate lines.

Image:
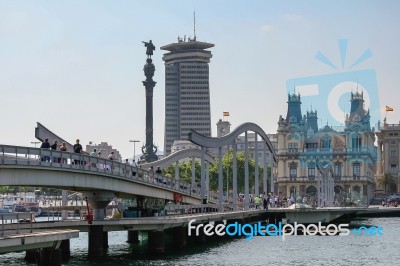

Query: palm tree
left=378, top=172, right=396, bottom=193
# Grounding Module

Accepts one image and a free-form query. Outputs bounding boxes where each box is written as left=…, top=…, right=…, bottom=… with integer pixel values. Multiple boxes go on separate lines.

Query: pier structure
left=1, top=203, right=386, bottom=264
left=0, top=213, right=78, bottom=266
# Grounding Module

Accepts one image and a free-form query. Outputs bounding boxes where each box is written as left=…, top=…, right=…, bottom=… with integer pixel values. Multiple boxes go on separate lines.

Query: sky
left=1, top=0, right=400, bottom=159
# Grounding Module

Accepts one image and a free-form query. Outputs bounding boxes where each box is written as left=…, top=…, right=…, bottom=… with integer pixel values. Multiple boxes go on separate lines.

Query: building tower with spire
left=161, top=38, right=214, bottom=155
left=286, top=93, right=303, bottom=124
left=345, top=91, right=371, bottom=131
left=306, top=110, right=319, bottom=134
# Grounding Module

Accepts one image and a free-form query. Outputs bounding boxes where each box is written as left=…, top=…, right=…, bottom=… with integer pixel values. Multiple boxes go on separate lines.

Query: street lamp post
left=31, top=141, right=41, bottom=148
left=129, top=140, right=140, bottom=161
left=30, top=141, right=41, bottom=160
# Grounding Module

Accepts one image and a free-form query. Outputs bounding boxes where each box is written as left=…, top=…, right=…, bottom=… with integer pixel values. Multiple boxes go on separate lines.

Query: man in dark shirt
left=50, top=140, right=58, bottom=163
left=40, top=138, right=50, bottom=162
left=73, top=139, right=83, bottom=165
left=155, top=166, right=162, bottom=174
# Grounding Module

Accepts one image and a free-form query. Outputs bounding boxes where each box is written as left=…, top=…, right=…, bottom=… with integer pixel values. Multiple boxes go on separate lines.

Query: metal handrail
left=0, top=212, right=34, bottom=236
left=0, top=144, right=202, bottom=199
left=163, top=202, right=262, bottom=217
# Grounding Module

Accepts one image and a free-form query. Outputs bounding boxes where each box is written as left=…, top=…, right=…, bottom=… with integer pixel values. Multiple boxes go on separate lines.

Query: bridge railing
left=164, top=203, right=262, bottom=217
left=0, top=144, right=200, bottom=198
left=1, top=212, right=34, bottom=236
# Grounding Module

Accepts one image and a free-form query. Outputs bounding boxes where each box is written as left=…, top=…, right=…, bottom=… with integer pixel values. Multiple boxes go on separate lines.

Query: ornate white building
left=276, top=92, right=376, bottom=202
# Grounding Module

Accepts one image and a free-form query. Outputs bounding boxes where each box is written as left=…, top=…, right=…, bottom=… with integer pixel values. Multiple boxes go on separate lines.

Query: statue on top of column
left=142, top=40, right=155, bottom=58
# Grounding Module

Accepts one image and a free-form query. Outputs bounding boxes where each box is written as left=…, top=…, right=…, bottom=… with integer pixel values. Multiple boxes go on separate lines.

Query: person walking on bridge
left=156, top=166, right=162, bottom=174
left=263, top=196, right=269, bottom=210
left=131, top=159, right=138, bottom=176
left=90, top=148, right=97, bottom=167
left=59, top=142, right=68, bottom=164
left=40, top=138, right=50, bottom=162
left=106, top=151, right=115, bottom=170
left=73, top=139, right=83, bottom=165
left=124, top=159, right=130, bottom=174
left=254, top=195, right=260, bottom=209
left=50, top=140, right=58, bottom=163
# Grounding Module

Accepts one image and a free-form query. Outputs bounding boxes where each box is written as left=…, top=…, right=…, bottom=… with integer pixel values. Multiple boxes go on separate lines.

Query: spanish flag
left=386, top=106, right=394, bottom=112
left=223, top=112, right=230, bottom=116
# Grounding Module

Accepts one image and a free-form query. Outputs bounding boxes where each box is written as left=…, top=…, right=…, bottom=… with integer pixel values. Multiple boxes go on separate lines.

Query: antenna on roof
left=193, top=10, right=196, bottom=41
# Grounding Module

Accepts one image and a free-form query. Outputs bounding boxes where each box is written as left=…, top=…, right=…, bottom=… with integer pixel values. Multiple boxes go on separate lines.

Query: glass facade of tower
left=161, top=40, right=214, bottom=155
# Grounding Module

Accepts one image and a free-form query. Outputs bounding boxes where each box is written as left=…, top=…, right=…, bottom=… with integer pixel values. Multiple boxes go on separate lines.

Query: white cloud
left=285, top=14, right=304, bottom=21
left=260, top=24, right=274, bottom=32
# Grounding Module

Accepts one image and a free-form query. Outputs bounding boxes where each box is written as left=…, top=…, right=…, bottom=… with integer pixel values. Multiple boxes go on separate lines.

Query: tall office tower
left=161, top=38, right=214, bottom=155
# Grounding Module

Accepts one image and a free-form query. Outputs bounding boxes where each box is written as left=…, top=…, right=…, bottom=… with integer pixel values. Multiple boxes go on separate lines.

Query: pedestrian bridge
left=0, top=145, right=205, bottom=213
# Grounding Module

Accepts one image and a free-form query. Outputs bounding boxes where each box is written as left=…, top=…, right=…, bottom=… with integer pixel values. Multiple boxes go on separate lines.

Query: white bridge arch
left=189, top=122, right=277, bottom=209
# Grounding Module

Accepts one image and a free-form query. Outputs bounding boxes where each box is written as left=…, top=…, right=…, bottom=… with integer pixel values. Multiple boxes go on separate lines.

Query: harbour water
left=1, top=217, right=399, bottom=265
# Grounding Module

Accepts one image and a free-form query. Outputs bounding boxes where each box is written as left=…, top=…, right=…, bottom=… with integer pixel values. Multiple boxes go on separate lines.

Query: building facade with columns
left=276, top=92, right=376, bottom=202
left=375, top=121, right=400, bottom=193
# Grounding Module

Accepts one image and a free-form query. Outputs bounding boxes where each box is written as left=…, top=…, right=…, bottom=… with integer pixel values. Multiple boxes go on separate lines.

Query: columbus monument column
left=140, top=40, right=158, bottom=162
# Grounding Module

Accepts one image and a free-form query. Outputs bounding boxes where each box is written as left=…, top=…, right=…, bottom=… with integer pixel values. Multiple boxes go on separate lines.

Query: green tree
left=0, top=186, right=13, bottom=195
left=209, top=150, right=266, bottom=194
left=162, top=160, right=202, bottom=184
left=159, top=151, right=271, bottom=195
left=378, top=172, right=396, bottom=193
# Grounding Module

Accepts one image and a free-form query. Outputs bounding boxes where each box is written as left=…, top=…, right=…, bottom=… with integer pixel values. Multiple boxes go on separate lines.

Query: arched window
left=308, top=162, right=316, bottom=180
left=353, top=162, right=361, bottom=180
left=334, top=162, right=342, bottom=180
left=289, top=186, right=296, bottom=198
left=321, top=135, right=332, bottom=149
left=390, top=163, right=398, bottom=174
left=352, top=185, right=361, bottom=194
left=334, top=185, right=343, bottom=194
left=351, top=134, right=362, bottom=151
left=306, top=186, right=317, bottom=196
left=289, top=162, right=297, bottom=180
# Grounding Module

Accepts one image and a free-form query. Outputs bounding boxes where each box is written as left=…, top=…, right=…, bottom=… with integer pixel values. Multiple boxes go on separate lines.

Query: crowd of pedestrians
left=37, top=138, right=138, bottom=172
left=235, top=192, right=302, bottom=210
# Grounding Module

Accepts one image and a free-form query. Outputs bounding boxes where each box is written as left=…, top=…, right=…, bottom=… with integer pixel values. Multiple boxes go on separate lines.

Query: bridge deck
left=0, top=229, right=79, bottom=254
left=2, top=209, right=266, bottom=232
left=0, top=144, right=217, bottom=204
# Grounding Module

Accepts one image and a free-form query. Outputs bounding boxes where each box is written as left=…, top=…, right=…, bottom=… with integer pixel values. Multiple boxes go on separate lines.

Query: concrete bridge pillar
left=189, top=223, right=207, bottom=243
left=103, top=231, right=109, bottom=249
left=25, top=249, right=39, bottom=262
left=60, top=239, right=70, bottom=260
left=148, top=230, right=164, bottom=254
left=213, top=221, right=225, bottom=239
left=173, top=227, right=187, bottom=248
left=88, top=225, right=107, bottom=260
left=39, top=247, right=62, bottom=266
left=127, top=230, right=140, bottom=243
left=83, top=191, right=114, bottom=220
left=196, top=229, right=207, bottom=242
